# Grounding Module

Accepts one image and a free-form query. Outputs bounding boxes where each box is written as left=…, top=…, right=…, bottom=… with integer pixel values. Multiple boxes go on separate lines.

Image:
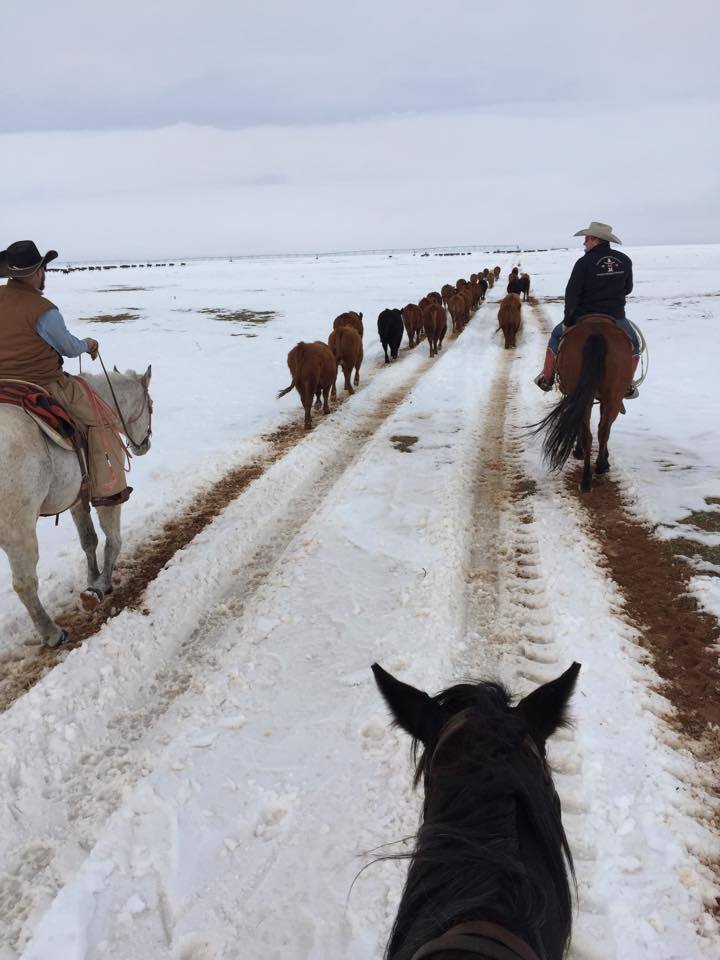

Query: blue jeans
left=549, top=316, right=640, bottom=356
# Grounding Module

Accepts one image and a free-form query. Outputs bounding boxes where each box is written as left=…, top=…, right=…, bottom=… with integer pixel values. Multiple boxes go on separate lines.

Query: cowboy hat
left=573, top=221, right=621, bottom=244
left=0, top=240, right=58, bottom=279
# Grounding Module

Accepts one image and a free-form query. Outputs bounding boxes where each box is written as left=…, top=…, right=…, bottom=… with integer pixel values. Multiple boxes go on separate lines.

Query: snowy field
left=0, top=245, right=719, bottom=959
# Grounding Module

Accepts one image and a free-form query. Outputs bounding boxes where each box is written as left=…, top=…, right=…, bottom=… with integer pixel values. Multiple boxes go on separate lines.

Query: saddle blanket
left=0, top=379, right=77, bottom=451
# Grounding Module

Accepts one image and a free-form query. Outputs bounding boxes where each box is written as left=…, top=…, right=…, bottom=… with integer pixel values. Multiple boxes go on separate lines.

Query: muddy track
left=529, top=300, right=720, bottom=747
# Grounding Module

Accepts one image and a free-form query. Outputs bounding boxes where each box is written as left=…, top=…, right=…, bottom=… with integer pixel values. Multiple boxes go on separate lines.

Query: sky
left=1, top=0, right=718, bottom=258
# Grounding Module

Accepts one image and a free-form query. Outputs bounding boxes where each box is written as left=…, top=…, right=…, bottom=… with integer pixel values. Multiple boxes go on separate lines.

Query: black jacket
left=564, top=242, right=633, bottom=326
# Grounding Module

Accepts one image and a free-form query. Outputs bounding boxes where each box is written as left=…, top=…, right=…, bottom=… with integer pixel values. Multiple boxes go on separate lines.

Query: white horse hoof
left=46, top=628, right=69, bottom=648
left=80, top=588, right=103, bottom=612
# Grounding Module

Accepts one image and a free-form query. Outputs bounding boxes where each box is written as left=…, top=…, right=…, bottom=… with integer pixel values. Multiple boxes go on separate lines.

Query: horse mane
left=383, top=679, right=575, bottom=960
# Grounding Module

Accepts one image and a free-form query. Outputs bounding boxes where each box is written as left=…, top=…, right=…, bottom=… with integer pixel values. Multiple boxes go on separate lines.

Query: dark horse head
left=371, top=662, right=581, bottom=960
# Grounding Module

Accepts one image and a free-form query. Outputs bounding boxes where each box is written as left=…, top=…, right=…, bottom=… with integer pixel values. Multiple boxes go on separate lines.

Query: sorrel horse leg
left=579, top=413, right=593, bottom=493
left=595, top=403, right=618, bottom=475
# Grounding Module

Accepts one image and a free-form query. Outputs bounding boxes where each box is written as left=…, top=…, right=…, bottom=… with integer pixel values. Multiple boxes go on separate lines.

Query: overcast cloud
left=1, top=0, right=718, bottom=257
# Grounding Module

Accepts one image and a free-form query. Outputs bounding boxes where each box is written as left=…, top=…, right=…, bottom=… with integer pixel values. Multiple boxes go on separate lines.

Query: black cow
left=507, top=274, right=530, bottom=301
left=377, top=308, right=404, bottom=363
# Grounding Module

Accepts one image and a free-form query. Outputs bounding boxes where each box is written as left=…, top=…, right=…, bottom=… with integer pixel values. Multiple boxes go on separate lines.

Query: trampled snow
left=0, top=245, right=718, bottom=959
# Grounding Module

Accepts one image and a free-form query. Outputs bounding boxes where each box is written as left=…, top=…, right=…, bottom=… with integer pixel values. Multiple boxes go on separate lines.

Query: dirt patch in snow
left=570, top=473, right=720, bottom=743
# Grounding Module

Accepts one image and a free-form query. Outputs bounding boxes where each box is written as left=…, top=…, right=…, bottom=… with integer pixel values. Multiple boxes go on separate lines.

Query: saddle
left=0, top=379, right=91, bottom=512
left=0, top=379, right=77, bottom=451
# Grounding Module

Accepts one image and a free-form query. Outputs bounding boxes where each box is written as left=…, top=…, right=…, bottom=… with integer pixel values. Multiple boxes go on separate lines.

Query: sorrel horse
left=372, top=661, right=580, bottom=960
left=533, top=317, right=632, bottom=492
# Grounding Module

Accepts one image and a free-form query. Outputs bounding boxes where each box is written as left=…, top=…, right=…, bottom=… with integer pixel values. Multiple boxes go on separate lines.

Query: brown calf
left=277, top=341, right=337, bottom=429
left=333, top=310, right=364, bottom=338
left=328, top=326, right=363, bottom=397
left=402, top=303, right=423, bottom=347
left=497, top=294, right=522, bottom=349
left=441, top=283, right=456, bottom=308
left=423, top=302, right=447, bottom=357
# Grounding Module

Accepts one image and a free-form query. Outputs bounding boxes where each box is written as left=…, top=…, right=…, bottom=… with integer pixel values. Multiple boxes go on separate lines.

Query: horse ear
left=141, top=364, right=152, bottom=387
left=515, top=662, right=581, bottom=745
left=371, top=663, right=445, bottom=745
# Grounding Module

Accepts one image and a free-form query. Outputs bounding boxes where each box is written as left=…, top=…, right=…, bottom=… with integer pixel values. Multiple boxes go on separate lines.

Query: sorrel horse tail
left=533, top=333, right=607, bottom=470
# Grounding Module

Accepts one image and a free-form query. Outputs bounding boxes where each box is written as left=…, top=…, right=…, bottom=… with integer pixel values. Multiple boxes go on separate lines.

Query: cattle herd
left=47, top=262, right=186, bottom=274
left=278, top=264, right=531, bottom=428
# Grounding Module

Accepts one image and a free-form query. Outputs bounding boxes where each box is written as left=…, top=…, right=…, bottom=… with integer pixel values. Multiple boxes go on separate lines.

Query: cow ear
left=515, top=663, right=580, bottom=746
left=371, top=663, right=445, bottom=745
left=141, top=364, right=152, bottom=388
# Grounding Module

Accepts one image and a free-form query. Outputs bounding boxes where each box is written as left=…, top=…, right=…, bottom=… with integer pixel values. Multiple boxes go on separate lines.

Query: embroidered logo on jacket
left=596, top=256, right=624, bottom=276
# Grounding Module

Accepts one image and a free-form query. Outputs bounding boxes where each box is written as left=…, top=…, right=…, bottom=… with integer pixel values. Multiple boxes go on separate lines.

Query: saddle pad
left=0, top=379, right=77, bottom=451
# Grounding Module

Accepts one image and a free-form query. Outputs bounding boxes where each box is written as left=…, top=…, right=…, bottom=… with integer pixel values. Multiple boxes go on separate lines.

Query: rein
left=96, top=352, right=152, bottom=450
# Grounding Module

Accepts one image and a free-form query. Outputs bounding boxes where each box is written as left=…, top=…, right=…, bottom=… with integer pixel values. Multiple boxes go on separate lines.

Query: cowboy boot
left=533, top=348, right=556, bottom=391
left=625, top=356, right=640, bottom=399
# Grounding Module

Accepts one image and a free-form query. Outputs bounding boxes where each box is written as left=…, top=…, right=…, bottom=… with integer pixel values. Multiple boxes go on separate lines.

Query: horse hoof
left=80, top=588, right=104, bottom=611
left=46, top=628, right=69, bottom=649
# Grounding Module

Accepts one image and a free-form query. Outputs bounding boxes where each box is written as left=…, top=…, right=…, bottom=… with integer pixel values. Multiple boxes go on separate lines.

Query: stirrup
left=625, top=386, right=639, bottom=400
left=533, top=373, right=553, bottom=392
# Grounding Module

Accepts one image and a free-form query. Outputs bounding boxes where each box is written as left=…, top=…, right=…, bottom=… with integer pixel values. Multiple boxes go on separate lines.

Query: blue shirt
left=36, top=308, right=89, bottom=357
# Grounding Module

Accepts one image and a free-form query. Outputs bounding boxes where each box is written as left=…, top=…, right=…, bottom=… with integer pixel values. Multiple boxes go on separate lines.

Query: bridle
left=97, top=352, right=153, bottom=453
left=410, top=720, right=554, bottom=960
left=410, top=920, right=541, bottom=960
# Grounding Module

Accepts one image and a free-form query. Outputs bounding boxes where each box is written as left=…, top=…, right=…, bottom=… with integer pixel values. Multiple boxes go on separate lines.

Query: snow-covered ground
left=0, top=245, right=718, bottom=959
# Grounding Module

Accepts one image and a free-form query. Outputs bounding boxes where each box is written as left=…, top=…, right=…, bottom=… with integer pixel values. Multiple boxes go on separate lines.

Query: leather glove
left=85, top=337, right=99, bottom=360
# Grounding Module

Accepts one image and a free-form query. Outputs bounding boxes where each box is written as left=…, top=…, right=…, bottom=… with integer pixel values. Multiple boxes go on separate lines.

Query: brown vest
left=0, top=279, right=63, bottom=386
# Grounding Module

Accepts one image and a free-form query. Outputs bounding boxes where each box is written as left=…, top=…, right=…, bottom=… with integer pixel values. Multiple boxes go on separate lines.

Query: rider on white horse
left=0, top=240, right=131, bottom=506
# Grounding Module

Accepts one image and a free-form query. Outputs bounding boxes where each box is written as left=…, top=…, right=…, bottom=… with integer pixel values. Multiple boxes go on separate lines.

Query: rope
left=628, top=319, right=649, bottom=386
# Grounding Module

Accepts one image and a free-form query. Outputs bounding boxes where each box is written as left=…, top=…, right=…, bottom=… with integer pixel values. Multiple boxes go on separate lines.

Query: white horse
left=0, top=366, right=152, bottom=647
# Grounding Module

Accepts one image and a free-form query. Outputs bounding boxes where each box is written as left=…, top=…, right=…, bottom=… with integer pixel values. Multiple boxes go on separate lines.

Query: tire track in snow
left=455, top=299, right=615, bottom=957
left=0, top=326, right=482, bottom=956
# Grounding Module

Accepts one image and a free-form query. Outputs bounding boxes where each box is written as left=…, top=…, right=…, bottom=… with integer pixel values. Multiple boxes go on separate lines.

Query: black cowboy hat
left=0, top=240, right=58, bottom=279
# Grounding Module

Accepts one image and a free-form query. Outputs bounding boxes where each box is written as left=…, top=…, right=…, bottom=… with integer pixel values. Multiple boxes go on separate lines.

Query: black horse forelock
left=382, top=679, right=575, bottom=960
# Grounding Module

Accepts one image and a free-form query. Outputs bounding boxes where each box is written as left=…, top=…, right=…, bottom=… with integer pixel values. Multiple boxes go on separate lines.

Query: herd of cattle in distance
left=47, top=262, right=187, bottom=274
left=277, top=265, right=532, bottom=429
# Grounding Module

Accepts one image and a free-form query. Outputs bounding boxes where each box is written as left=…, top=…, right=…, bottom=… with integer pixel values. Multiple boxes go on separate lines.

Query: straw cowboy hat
left=0, top=240, right=58, bottom=279
left=573, top=221, right=621, bottom=244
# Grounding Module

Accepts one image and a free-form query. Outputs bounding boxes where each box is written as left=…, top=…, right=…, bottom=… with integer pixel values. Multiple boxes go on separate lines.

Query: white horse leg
left=70, top=503, right=100, bottom=585
left=95, top=505, right=123, bottom=596
left=2, top=528, right=67, bottom=647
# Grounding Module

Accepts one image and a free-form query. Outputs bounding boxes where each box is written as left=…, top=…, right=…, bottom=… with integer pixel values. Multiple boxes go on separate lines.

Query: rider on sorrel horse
left=534, top=221, right=640, bottom=400
left=372, top=661, right=581, bottom=960
left=533, top=317, right=632, bottom=492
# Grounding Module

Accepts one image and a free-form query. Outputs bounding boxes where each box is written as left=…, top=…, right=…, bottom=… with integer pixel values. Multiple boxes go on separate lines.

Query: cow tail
left=531, top=333, right=607, bottom=470
left=277, top=377, right=296, bottom=399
